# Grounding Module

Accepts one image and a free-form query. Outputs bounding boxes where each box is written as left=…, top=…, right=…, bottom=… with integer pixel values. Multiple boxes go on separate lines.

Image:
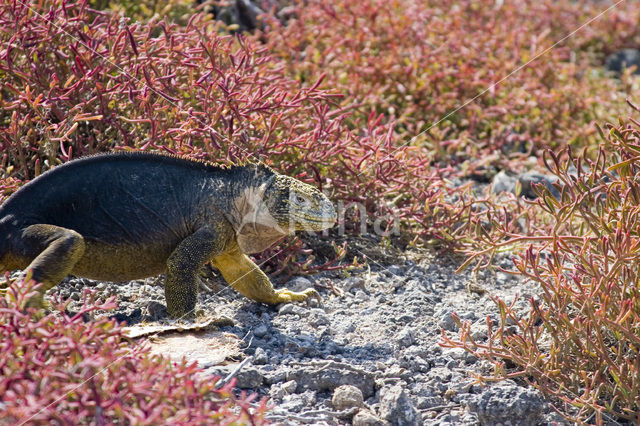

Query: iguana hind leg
left=165, top=226, right=225, bottom=318
left=212, top=248, right=318, bottom=305
left=19, top=224, right=86, bottom=308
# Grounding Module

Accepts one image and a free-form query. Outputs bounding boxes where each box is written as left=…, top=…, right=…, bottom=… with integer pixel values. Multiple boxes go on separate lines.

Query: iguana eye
left=293, top=194, right=307, bottom=205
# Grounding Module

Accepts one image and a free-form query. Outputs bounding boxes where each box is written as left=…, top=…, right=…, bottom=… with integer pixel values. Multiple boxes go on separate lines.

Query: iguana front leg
left=212, top=248, right=318, bottom=304
left=165, top=226, right=226, bottom=318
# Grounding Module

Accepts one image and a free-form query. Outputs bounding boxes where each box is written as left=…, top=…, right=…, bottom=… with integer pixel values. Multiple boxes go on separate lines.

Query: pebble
left=445, top=359, right=459, bottom=369
left=278, top=303, right=295, bottom=315
left=292, top=305, right=309, bottom=315
left=442, top=347, right=476, bottom=364
left=253, top=324, right=268, bottom=338
left=287, top=277, right=314, bottom=292
left=285, top=361, right=375, bottom=398
left=436, top=308, right=458, bottom=331
left=465, top=380, right=546, bottom=425
left=353, top=409, right=385, bottom=426
left=281, top=379, right=297, bottom=394
left=234, top=367, right=264, bottom=389
left=308, top=309, right=330, bottom=327
left=379, top=384, right=420, bottom=426
left=342, top=276, right=366, bottom=292
left=253, top=347, right=268, bottom=365
left=470, top=319, right=489, bottom=341
left=491, top=170, right=517, bottom=195
left=354, top=290, right=369, bottom=302
left=416, top=395, right=446, bottom=410
left=395, top=327, right=414, bottom=347
left=277, top=303, right=310, bottom=316
left=331, top=384, right=364, bottom=410
left=458, top=311, right=476, bottom=321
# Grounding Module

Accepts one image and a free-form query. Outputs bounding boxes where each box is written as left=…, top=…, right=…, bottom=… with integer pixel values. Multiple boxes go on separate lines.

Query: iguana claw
left=275, top=287, right=321, bottom=305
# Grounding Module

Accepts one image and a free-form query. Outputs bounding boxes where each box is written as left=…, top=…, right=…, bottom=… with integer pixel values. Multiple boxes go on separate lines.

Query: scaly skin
left=0, top=152, right=337, bottom=318
left=212, top=245, right=319, bottom=304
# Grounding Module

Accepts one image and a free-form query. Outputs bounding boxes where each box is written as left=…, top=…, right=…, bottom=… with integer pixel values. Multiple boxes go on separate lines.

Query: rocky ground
left=48, top=237, right=576, bottom=426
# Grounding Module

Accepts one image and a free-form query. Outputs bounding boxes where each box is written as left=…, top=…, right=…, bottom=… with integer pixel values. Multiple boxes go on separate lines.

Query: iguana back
left=0, top=153, right=231, bottom=245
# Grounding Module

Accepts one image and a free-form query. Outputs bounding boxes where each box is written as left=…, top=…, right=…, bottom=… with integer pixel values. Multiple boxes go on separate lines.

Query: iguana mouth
left=293, top=213, right=337, bottom=230
left=301, top=219, right=332, bottom=225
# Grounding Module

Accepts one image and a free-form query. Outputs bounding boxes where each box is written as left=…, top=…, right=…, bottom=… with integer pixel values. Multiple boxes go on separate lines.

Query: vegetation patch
left=445, top=109, right=640, bottom=422
left=0, top=278, right=266, bottom=424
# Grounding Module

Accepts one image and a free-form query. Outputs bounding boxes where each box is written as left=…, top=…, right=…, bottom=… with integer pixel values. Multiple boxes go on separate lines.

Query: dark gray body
left=0, top=153, right=255, bottom=281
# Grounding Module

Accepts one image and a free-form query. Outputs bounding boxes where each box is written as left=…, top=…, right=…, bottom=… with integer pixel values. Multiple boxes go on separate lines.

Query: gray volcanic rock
left=605, top=48, right=640, bottom=75
left=465, top=380, right=546, bottom=425
left=51, top=246, right=565, bottom=425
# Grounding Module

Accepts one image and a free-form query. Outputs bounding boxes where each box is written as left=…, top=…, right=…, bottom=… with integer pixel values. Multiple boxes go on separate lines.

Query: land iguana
left=0, top=152, right=337, bottom=317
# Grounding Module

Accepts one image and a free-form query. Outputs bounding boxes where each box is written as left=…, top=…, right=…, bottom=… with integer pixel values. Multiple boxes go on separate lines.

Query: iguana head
left=265, top=175, right=337, bottom=232
left=230, top=166, right=337, bottom=254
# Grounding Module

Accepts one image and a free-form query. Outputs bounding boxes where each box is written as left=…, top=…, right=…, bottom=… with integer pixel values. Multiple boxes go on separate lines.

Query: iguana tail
left=0, top=217, right=13, bottom=274
left=0, top=225, right=7, bottom=292
left=0, top=218, right=14, bottom=294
